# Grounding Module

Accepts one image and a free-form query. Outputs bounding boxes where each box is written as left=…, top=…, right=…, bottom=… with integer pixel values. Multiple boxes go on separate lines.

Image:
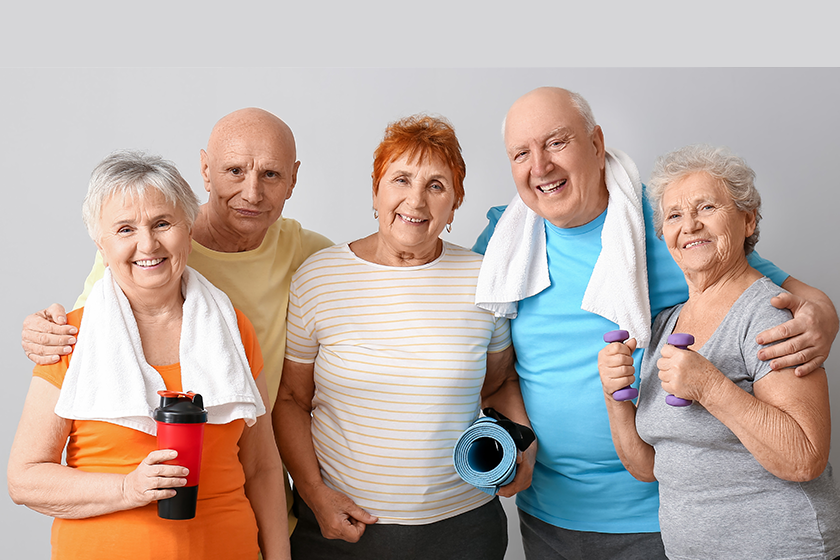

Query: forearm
left=782, top=276, right=838, bottom=323
left=481, top=346, right=530, bottom=427
left=9, top=463, right=131, bottom=519
left=243, top=461, right=290, bottom=560
left=699, top=370, right=830, bottom=481
left=274, top=399, right=326, bottom=505
left=481, top=375, right=530, bottom=428
left=602, top=397, right=656, bottom=482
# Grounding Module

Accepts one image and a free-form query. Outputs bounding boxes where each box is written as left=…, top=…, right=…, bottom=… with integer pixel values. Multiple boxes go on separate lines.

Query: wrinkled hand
left=656, top=345, right=723, bottom=403
left=497, top=440, right=537, bottom=497
left=21, top=304, right=77, bottom=365
left=597, top=338, right=638, bottom=398
left=307, top=485, right=378, bottom=543
left=756, top=292, right=838, bottom=376
left=121, top=450, right=188, bottom=509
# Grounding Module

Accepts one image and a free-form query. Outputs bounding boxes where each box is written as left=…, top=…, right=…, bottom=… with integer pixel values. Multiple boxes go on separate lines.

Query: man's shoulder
left=471, top=205, right=509, bottom=255
left=271, top=217, right=333, bottom=256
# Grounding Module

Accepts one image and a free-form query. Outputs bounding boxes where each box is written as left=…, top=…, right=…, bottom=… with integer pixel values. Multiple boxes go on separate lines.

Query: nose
left=682, top=211, right=702, bottom=232
left=240, top=173, right=264, bottom=204
left=405, top=183, right=427, bottom=208
left=530, top=149, right=553, bottom=178
left=138, top=227, right=159, bottom=253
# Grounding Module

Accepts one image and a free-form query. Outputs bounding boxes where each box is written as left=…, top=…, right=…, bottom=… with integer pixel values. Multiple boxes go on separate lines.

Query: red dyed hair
left=371, top=114, right=466, bottom=210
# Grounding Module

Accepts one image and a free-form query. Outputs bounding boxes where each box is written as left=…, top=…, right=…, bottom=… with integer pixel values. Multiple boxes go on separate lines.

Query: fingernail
left=69, top=327, right=78, bottom=334
left=63, top=346, right=73, bottom=353
left=68, top=337, right=76, bottom=344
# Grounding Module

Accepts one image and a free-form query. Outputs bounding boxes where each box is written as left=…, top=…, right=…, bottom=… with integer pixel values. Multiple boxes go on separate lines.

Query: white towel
left=54, top=266, right=266, bottom=435
left=475, top=147, right=652, bottom=348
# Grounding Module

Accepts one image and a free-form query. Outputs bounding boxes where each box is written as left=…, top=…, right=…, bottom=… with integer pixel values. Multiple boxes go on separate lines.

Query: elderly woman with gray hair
left=597, top=144, right=840, bottom=559
left=7, top=151, right=290, bottom=560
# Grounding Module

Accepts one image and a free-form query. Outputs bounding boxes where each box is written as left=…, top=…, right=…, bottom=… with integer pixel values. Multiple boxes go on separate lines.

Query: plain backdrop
left=1, top=68, right=838, bottom=558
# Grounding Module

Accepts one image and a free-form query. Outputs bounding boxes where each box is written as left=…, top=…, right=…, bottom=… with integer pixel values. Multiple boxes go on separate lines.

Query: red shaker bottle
left=154, top=390, right=207, bottom=520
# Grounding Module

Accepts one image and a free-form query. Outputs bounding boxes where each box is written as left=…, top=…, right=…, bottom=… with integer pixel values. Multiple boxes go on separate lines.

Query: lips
left=134, top=258, right=166, bottom=268
left=234, top=208, right=261, bottom=217
left=683, top=239, right=710, bottom=249
left=398, top=213, right=427, bottom=224
left=536, top=179, right=567, bottom=194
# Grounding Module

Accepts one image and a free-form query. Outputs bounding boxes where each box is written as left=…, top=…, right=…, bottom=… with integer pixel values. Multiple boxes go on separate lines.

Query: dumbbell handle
left=665, top=333, right=695, bottom=407
left=603, top=330, right=638, bottom=401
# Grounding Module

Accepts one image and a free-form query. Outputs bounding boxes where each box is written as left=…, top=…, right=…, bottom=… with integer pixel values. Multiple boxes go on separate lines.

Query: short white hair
left=82, top=150, right=200, bottom=241
left=647, top=144, right=762, bottom=255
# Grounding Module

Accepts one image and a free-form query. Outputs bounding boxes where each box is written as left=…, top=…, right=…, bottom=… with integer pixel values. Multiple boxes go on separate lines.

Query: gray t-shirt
left=637, top=277, right=840, bottom=560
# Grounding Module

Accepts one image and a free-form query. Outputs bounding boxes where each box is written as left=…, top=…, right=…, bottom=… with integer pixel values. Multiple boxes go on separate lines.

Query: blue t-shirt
left=472, top=194, right=788, bottom=533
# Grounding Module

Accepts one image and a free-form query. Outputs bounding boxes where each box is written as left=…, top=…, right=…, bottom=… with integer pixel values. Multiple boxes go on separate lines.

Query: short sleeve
left=739, top=285, right=794, bottom=384
left=284, top=275, right=319, bottom=363
left=747, top=251, right=789, bottom=288
left=487, top=316, right=512, bottom=354
left=471, top=206, right=507, bottom=255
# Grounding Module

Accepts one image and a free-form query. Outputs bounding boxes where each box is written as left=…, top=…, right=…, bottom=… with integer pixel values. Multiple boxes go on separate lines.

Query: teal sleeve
left=471, top=205, right=508, bottom=255
left=747, top=251, right=789, bottom=287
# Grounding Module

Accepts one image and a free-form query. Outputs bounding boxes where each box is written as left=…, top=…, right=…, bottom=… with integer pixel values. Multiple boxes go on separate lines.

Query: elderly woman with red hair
left=275, top=114, right=534, bottom=559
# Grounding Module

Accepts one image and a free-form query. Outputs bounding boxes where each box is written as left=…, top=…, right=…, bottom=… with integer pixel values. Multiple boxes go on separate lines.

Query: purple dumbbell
left=603, top=330, right=638, bottom=401
left=665, top=333, right=695, bottom=407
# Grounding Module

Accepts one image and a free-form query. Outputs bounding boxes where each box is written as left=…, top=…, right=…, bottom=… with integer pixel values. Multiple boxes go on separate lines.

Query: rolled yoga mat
left=453, top=409, right=534, bottom=495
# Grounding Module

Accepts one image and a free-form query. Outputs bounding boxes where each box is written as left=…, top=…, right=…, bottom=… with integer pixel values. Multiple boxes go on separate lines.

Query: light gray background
left=1, top=68, right=838, bottom=558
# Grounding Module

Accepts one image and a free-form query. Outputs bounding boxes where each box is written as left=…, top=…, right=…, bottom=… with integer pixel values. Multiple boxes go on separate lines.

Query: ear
left=95, top=242, right=109, bottom=268
left=285, top=160, right=300, bottom=201
left=199, top=149, right=212, bottom=194
left=591, top=125, right=606, bottom=170
left=744, top=209, right=757, bottom=238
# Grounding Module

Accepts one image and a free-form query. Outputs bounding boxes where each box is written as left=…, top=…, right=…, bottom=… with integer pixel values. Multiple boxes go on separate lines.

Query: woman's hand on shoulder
left=305, top=484, right=378, bottom=543
left=121, top=449, right=188, bottom=509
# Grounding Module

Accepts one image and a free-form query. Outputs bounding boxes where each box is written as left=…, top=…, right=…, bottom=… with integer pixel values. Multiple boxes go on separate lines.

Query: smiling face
left=661, top=172, right=756, bottom=281
left=373, top=152, right=456, bottom=261
left=504, top=88, right=608, bottom=228
left=96, top=188, right=192, bottom=302
left=200, top=109, right=299, bottom=251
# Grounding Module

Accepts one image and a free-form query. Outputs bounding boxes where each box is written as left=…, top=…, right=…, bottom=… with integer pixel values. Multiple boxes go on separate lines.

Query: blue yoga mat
left=453, top=416, right=518, bottom=495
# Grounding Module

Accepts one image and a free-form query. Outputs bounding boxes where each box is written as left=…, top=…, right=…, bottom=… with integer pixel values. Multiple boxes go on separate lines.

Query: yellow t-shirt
left=73, top=216, right=332, bottom=533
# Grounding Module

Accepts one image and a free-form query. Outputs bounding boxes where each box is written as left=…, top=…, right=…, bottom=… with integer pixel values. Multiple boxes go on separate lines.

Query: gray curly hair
left=647, top=144, right=762, bottom=255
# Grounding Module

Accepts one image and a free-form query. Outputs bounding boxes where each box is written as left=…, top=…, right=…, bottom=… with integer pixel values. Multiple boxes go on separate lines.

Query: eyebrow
left=109, top=212, right=175, bottom=228
left=508, top=126, right=574, bottom=153
left=389, top=168, right=451, bottom=183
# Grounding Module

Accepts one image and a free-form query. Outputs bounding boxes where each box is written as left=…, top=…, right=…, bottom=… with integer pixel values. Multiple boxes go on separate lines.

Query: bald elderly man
left=21, top=107, right=333, bottom=535
left=473, top=87, right=838, bottom=560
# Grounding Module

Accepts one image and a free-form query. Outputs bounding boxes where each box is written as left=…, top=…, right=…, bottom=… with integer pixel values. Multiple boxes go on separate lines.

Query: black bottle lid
left=153, top=391, right=207, bottom=424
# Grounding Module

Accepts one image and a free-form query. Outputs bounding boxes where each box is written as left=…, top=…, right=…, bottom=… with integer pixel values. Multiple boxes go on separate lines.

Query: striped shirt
left=286, top=241, right=511, bottom=524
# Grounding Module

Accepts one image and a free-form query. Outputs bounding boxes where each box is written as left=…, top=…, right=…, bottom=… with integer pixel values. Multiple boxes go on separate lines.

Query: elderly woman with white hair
left=597, top=144, right=840, bottom=559
left=7, top=151, right=290, bottom=560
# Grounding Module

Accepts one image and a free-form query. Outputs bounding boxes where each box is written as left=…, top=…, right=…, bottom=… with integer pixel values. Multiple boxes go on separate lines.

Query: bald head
left=207, top=107, right=297, bottom=163
left=504, top=87, right=597, bottom=141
